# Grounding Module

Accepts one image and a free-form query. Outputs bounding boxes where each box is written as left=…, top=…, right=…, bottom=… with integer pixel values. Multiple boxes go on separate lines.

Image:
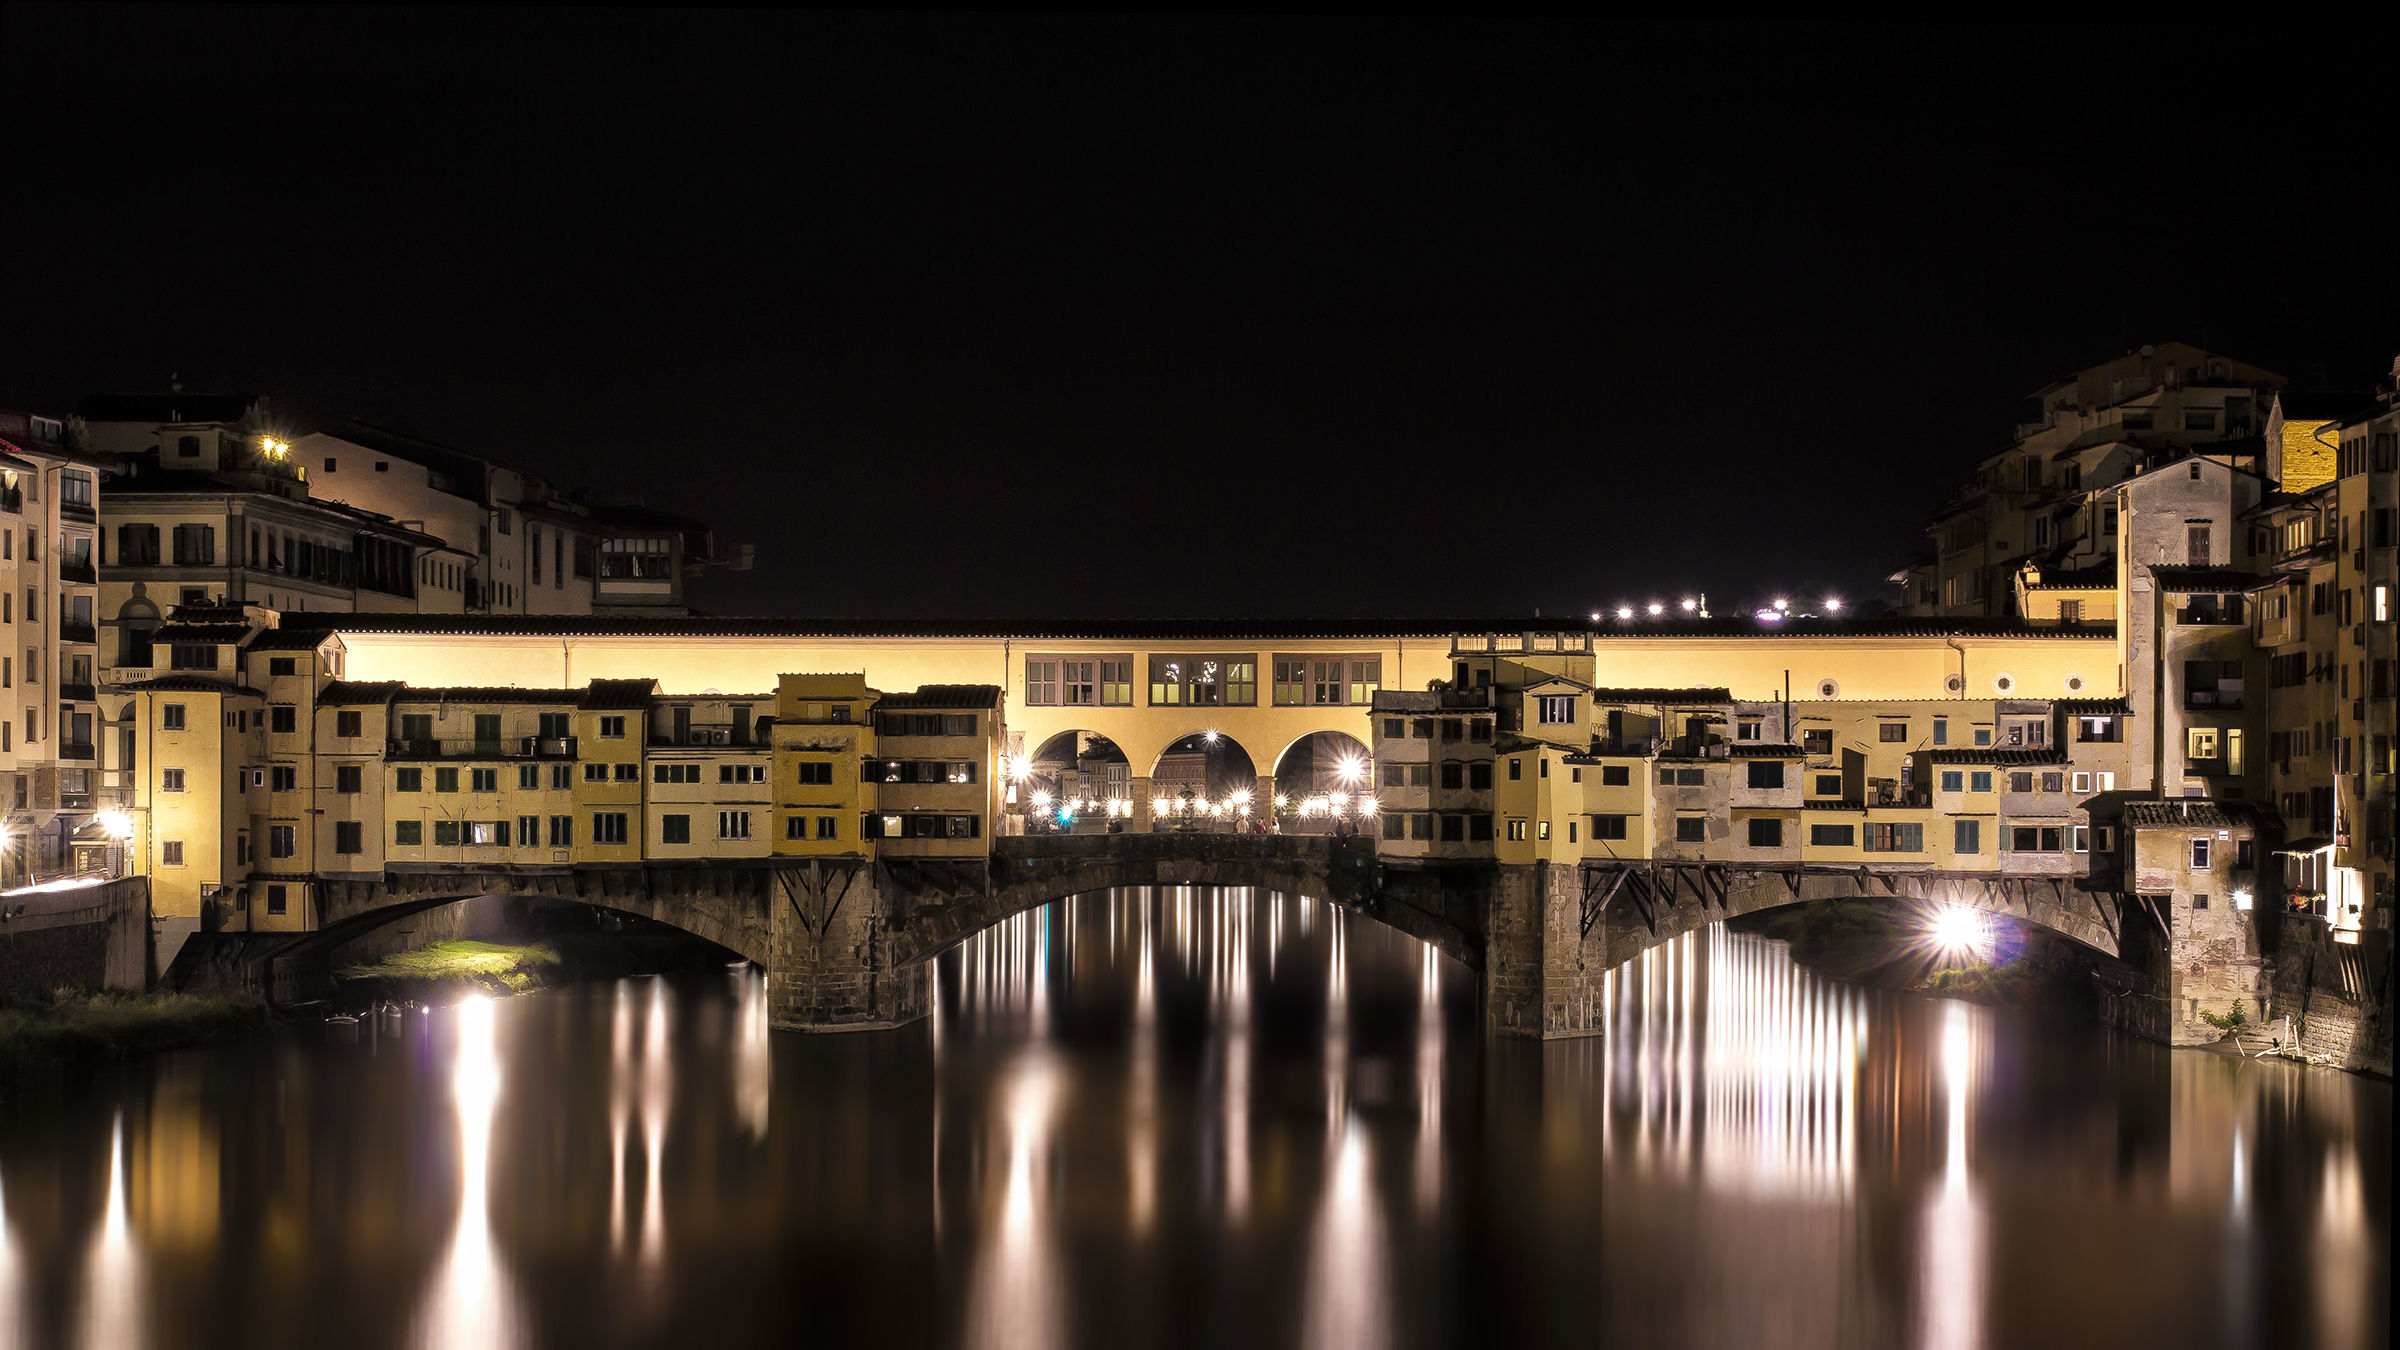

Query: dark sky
left=7, top=10, right=2393, bottom=619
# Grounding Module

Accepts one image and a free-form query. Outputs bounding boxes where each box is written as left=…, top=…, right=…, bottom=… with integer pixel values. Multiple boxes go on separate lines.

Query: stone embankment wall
left=0, top=878, right=149, bottom=999
left=2270, top=917, right=2392, bottom=1075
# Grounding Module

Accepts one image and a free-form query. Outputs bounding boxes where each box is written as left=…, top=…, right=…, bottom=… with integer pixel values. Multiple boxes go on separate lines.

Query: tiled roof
left=2054, top=698, right=2133, bottom=716
left=242, top=628, right=341, bottom=652
left=1919, top=747, right=2069, bottom=765
left=264, top=613, right=2118, bottom=642
left=1588, top=687, right=1732, bottom=703
left=316, top=680, right=407, bottom=704
left=393, top=686, right=585, bottom=705
left=2123, top=800, right=2265, bottom=829
left=1803, top=799, right=1866, bottom=811
left=1727, top=743, right=1805, bottom=758
left=2021, top=564, right=2118, bottom=590
left=874, top=684, right=1003, bottom=710
left=581, top=678, right=661, bottom=710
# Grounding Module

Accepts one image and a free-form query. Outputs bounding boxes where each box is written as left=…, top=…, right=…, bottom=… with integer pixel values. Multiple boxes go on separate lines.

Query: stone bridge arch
left=1577, top=860, right=2126, bottom=969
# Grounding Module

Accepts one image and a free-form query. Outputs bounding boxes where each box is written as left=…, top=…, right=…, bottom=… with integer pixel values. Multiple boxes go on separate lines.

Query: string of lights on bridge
left=1586, top=594, right=1846, bottom=624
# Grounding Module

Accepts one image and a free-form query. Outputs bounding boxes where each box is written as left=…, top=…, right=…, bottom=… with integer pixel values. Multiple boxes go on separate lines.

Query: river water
left=0, top=887, right=2388, bottom=1350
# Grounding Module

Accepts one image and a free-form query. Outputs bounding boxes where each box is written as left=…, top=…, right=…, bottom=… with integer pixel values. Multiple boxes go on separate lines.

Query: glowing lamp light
left=1358, top=796, right=1378, bottom=816
left=1824, top=596, right=1844, bottom=613
left=1646, top=602, right=1664, bottom=616
left=1616, top=604, right=1634, bottom=620
left=98, top=809, right=137, bottom=841
left=1755, top=608, right=1784, bottom=623
left=1589, top=611, right=1601, bottom=622
left=1680, top=598, right=1698, bottom=612
left=1030, top=790, right=1052, bottom=809
left=1007, top=755, right=1033, bottom=781
left=1055, top=808, right=1074, bottom=825
left=1273, top=794, right=1290, bottom=811
left=1153, top=797, right=1172, bottom=816
left=2231, top=888, right=2253, bottom=911
left=1203, top=730, right=1219, bottom=744
left=1925, top=905, right=1988, bottom=958
left=1231, top=788, right=1252, bottom=806
left=1772, top=597, right=1789, bottom=611
left=1335, top=757, right=1365, bottom=786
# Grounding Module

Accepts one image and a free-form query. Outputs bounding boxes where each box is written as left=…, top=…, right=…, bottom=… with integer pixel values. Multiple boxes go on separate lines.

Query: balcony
left=387, top=735, right=578, bottom=760
left=58, top=560, right=97, bottom=585
left=60, top=682, right=97, bottom=703
left=58, top=741, right=95, bottom=762
left=58, top=621, right=97, bottom=645
left=60, top=497, right=94, bottom=523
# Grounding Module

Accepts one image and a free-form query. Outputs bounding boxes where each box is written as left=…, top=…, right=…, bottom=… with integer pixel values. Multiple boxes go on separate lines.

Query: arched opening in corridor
left=1148, top=732, right=1260, bottom=829
left=1017, top=730, right=1133, bottom=832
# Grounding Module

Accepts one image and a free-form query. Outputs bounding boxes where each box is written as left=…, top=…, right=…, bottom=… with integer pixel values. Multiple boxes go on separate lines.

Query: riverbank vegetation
left=336, top=940, right=563, bottom=1000
left=0, top=992, right=274, bottom=1074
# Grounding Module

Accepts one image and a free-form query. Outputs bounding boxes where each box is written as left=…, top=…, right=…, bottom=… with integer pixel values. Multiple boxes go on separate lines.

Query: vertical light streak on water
left=2313, top=1141, right=2367, bottom=1350
left=966, top=1040, right=1064, bottom=1350
left=1915, top=1002, right=1982, bottom=1350
left=0, top=1159, right=16, bottom=1350
left=1129, top=895, right=1157, bottom=1235
left=411, top=996, right=517, bottom=1350
left=1032, top=905, right=1051, bottom=1040
left=1326, top=910, right=1349, bottom=1133
left=609, top=980, right=632, bottom=1250
left=1414, top=944, right=1443, bottom=1220
left=75, top=1114, right=143, bottom=1350
left=734, top=966, right=770, bottom=1141
left=1300, top=1118, right=1389, bottom=1350
left=1225, top=889, right=1253, bottom=1225
left=639, top=978, right=671, bottom=1270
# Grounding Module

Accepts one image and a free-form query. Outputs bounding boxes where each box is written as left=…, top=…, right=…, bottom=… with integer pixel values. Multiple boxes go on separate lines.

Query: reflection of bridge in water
left=243, top=834, right=2130, bottom=1038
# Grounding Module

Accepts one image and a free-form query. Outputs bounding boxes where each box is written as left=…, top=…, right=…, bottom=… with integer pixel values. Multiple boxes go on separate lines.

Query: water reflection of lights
left=1222, top=891, right=1254, bottom=1224
left=1414, top=945, right=1443, bottom=1220
left=1130, top=898, right=1158, bottom=1234
left=1606, top=928, right=1867, bottom=1196
left=1301, top=1118, right=1389, bottom=1350
left=1916, top=1002, right=1984, bottom=1350
left=639, top=979, right=671, bottom=1268
left=609, top=981, right=633, bottom=1248
left=75, top=1114, right=144, bottom=1350
left=733, top=966, right=771, bottom=1141
left=0, top=1160, right=15, bottom=1350
left=966, top=1050, right=1065, bottom=1350
left=412, top=995, right=520, bottom=1350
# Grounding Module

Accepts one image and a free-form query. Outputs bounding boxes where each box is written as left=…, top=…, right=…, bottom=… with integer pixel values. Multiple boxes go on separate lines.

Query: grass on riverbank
left=0, top=992, right=274, bottom=1074
left=337, top=940, right=562, bottom=998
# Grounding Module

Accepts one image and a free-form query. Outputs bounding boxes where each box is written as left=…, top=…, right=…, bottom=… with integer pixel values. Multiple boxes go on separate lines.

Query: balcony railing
left=58, top=560, right=97, bottom=585
left=58, top=741, right=96, bottom=761
left=650, top=723, right=756, bottom=748
left=387, top=735, right=578, bottom=760
left=58, top=621, right=97, bottom=645
left=60, top=682, right=97, bottom=703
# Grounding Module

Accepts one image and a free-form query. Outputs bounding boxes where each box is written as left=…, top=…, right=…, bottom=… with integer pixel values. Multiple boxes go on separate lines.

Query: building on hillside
left=1907, top=343, right=2284, bottom=619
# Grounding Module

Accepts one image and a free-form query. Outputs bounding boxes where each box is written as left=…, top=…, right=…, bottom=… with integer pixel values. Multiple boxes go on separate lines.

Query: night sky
left=8, top=11, right=2393, bottom=620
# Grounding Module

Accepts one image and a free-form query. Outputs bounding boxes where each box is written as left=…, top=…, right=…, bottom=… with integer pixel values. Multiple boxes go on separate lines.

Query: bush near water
left=0, top=992, right=274, bottom=1073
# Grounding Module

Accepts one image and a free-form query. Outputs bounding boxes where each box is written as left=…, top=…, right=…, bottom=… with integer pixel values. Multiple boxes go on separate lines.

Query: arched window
left=117, top=597, right=161, bottom=668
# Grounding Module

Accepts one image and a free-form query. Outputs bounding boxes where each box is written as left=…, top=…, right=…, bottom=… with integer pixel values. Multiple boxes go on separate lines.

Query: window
left=1810, top=824, right=1855, bottom=847
left=2040, top=772, right=2063, bottom=793
left=433, top=821, right=461, bottom=847
left=1940, top=771, right=1963, bottom=792
left=1955, top=820, right=1981, bottom=853
left=1508, top=758, right=1522, bottom=782
left=1602, top=765, right=1630, bottom=786
left=518, top=814, right=539, bottom=845
left=161, top=840, right=185, bottom=866
left=1879, top=723, right=1908, bottom=742
left=817, top=816, right=838, bottom=840
left=161, top=703, right=187, bottom=731
left=169, top=644, right=215, bottom=670
left=1970, top=771, right=1992, bottom=792
left=549, top=816, right=573, bottom=847
left=269, top=825, right=296, bottom=858
left=598, top=716, right=626, bottom=738
left=720, top=764, right=767, bottom=784
left=1747, top=817, right=1783, bottom=847
left=1864, top=822, right=1923, bottom=852
left=1932, top=719, right=1948, bottom=746
left=1815, top=774, right=1843, bottom=796
left=1536, top=694, right=1576, bottom=725
left=551, top=764, right=572, bottom=790
left=1024, top=659, right=1058, bottom=706
left=662, top=815, right=690, bottom=844
left=584, top=763, right=610, bottom=782
left=266, top=886, right=287, bottom=917
left=1974, top=728, right=1992, bottom=746
left=1505, top=819, right=1528, bottom=842
left=333, top=821, right=363, bottom=854
left=1675, top=768, right=1704, bottom=786
left=333, top=710, right=362, bottom=738
left=1745, top=761, right=1785, bottom=789
left=1468, top=815, right=1493, bottom=841
left=394, top=768, right=423, bottom=792
left=1440, top=763, right=1463, bottom=789
left=2071, top=772, right=2091, bottom=794
left=1675, top=817, right=1707, bottom=843
left=719, top=811, right=753, bottom=840
left=796, top=760, right=834, bottom=786
left=471, top=768, right=498, bottom=793
left=2190, top=838, right=2210, bottom=868
left=1592, top=814, right=1628, bottom=840
left=2071, top=826, right=2089, bottom=853
left=1149, top=655, right=1253, bottom=706
left=2009, top=771, right=2033, bottom=793
left=1802, top=729, right=1833, bottom=755
left=519, top=764, right=539, bottom=790
left=162, top=768, right=186, bottom=792
left=654, top=764, right=698, bottom=784
left=613, top=763, right=638, bottom=782
left=1469, top=763, right=1492, bottom=790
left=1439, top=815, right=1465, bottom=842
left=1383, top=814, right=1406, bottom=841
left=1736, top=719, right=1761, bottom=741
left=593, top=812, right=629, bottom=845
left=435, top=767, right=460, bottom=792
left=270, top=766, right=296, bottom=792
left=2187, top=728, right=2220, bottom=761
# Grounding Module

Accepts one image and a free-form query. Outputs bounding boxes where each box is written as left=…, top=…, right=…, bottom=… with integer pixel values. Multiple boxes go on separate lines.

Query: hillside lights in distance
left=258, top=436, right=290, bottom=460
left=1824, top=596, right=1843, bottom=613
